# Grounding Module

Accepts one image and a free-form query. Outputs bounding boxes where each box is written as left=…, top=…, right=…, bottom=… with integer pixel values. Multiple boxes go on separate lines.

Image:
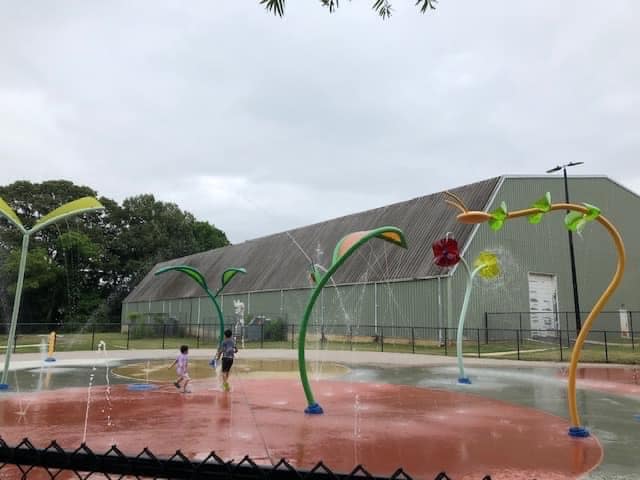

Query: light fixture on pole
left=546, top=161, right=584, bottom=333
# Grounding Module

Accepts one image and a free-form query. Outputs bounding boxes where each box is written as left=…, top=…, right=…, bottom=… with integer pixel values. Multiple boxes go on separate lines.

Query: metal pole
left=519, top=312, right=523, bottom=332
left=1, top=233, right=30, bottom=386
left=437, top=277, right=443, bottom=345
left=563, top=168, right=582, bottom=333
left=559, top=329, right=563, bottom=362
left=411, top=327, right=415, bottom=353
left=444, top=328, right=448, bottom=356
left=446, top=275, right=453, bottom=331
left=484, top=312, right=489, bottom=344
left=604, top=330, right=608, bottom=363
left=374, top=282, right=378, bottom=334
left=631, top=312, right=635, bottom=351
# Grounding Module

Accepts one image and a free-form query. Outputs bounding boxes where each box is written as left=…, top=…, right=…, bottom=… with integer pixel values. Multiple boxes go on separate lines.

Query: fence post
left=162, top=324, right=166, bottom=350
left=126, top=328, right=130, bottom=350
left=349, top=325, right=353, bottom=351
left=196, top=323, right=200, bottom=349
left=380, top=326, right=384, bottom=352
left=91, top=324, right=96, bottom=351
left=484, top=312, right=489, bottom=344
left=559, top=330, right=563, bottom=362
left=519, top=312, right=523, bottom=332
left=444, top=328, right=448, bottom=356
left=476, top=328, right=481, bottom=358
left=291, top=325, right=295, bottom=350
left=631, top=312, right=635, bottom=351
left=516, top=329, right=520, bottom=360
left=260, top=323, right=264, bottom=349
left=411, top=327, right=415, bottom=354
left=604, top=330, right=609, bottom=363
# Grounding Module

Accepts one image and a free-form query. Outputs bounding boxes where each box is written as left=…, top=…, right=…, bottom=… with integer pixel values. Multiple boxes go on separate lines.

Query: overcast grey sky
left=1, top=1, right=639, bottom=242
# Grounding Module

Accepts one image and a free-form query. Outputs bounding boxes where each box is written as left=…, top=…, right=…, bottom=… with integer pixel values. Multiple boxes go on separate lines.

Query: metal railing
left=485, top=310, right=637, bottom=336
left=0, top=437, right=492, bottom=480
left=1, top=321, right=638, bottom=364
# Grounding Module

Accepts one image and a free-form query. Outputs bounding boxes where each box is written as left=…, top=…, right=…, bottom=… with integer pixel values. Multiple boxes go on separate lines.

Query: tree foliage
left=0, top=180, right=230, bottom=328
left=259, top=0, right=437, bottom=19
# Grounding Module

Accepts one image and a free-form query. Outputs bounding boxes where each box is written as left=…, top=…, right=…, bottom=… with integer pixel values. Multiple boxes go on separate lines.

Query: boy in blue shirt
left=215, top=329, right=237, bottom=391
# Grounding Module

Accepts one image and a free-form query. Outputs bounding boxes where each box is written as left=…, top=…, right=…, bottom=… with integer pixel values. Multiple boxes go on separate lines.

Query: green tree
left=0, top=247, right=65, bottom=329
left=111, top=194, right=229, bottom=290
left=0, top=181, right=230, bottom=329
left=259, top=0, right=437, bottom=19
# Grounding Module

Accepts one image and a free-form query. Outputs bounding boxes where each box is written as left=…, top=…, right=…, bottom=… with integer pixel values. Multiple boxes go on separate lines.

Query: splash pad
left=0, top=365, right=604, bottom=480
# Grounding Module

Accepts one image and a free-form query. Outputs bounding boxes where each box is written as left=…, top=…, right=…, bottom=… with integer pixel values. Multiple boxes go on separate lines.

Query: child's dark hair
left=180, top=345, right=189, bottom=354
left=224, top=329, right=233, bottom=338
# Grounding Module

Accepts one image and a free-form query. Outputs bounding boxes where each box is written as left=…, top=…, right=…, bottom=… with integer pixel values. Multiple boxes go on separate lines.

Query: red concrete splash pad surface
left=0, top=379, right=602, bottom=479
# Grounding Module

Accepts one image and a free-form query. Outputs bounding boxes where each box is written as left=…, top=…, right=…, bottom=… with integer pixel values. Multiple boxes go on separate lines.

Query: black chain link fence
left=0, top=437, right=493, bottom=480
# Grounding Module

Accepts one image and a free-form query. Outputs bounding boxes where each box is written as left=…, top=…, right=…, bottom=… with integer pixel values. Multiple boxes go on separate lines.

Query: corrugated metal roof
left=125, top=177, right=501, bottom=302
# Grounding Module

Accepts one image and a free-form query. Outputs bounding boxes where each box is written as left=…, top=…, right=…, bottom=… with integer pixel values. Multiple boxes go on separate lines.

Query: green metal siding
left=458, top=176, right=640, bottom=334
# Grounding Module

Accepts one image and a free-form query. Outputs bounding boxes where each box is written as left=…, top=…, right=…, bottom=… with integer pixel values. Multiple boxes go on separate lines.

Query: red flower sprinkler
left=432, top=234, right=501, bottom=385
left=432, top=236, right=461, bottom=268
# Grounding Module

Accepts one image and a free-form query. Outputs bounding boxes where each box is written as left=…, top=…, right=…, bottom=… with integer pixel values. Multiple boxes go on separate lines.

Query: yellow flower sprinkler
left=432, top=235, right=502, bottom=384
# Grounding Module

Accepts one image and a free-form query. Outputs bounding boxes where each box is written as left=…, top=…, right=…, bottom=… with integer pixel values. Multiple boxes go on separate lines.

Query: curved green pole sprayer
left=298, top=226, right=407, bottom=414
left=456, top=257, right=484, bottom=384
left=445, top=190, right=625, bottom=437
left=154, top=266, right=246, bottom=348
left=0, top=196, right=105, bottom=389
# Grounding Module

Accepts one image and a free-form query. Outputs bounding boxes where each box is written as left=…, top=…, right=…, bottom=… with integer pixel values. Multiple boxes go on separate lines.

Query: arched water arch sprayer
left=154, top=266, right=246, bottom=348
left=444, top=190, right=625, bottom=437
left=0, top=196, right=105, bottom=389
left=298, top=226, right=407, bottom=414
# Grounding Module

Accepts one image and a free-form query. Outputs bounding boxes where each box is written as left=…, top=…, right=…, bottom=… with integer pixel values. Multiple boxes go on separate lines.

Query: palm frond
left=372, top=0, right=393, bottom=19
left=415, top=0, right=437, bottom=14
left=320, top=0, right=341, bottom=13
left=259, top=0, right=437, bottom=19
left=259, top=0, right=285, bottom=17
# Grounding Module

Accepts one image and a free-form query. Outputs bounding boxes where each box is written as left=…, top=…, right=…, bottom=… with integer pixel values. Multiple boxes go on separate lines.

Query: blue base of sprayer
left=0, top=383, right=9, bottom=391
left=457, top=377, right=472, bottom=385
left=304, top=403, right=324, bottom=414
left=44, top=357, right=56, bottom=362
left=127, top=383, right=158, bottom=392
left=568, top=426, right=590, bottom=438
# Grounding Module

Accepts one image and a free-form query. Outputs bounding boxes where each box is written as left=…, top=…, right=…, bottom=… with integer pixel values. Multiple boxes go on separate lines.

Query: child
left=169, top=345, right=191, bottom=393
left=216, top=329, right=238, bottom=391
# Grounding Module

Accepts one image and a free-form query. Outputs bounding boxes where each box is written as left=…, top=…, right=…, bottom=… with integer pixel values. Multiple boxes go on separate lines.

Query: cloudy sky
left=1, top=0, right=639, bottom=242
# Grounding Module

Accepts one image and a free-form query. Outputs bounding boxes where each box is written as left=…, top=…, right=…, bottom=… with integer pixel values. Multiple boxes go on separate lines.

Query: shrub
left=263, top=317, right=287, bottom=341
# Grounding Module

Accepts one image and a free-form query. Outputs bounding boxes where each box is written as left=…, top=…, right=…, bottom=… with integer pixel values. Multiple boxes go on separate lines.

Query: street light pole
left=546, top=162, right=584, bottom=333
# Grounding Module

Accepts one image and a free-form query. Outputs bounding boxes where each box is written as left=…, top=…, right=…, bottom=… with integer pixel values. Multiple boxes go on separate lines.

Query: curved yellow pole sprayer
left=446, top=191, right=626, bottom=437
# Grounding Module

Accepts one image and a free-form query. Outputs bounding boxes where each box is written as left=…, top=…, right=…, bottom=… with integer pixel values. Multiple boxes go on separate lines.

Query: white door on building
left=528, top=273, right=559, bottom=337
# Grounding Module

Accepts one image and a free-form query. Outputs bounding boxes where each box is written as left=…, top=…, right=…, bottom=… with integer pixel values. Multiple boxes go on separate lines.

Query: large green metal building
left=122, top=175, right=640, bottom=341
